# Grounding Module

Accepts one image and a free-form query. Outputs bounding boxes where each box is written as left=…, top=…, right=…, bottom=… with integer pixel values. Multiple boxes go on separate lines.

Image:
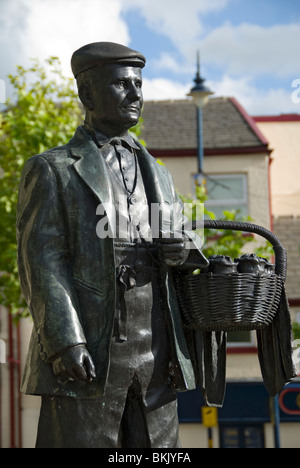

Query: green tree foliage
left=293, top=323, right=300, bottom=341
left=0, top=57, right=84, bottom=317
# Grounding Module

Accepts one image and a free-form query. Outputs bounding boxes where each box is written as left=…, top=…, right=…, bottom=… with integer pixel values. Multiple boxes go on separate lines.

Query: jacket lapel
left=136, top=141, right=171, bottom=205
left=135, top=141, right=174, bottom=235
left=70, top=126, right=116, bottom=236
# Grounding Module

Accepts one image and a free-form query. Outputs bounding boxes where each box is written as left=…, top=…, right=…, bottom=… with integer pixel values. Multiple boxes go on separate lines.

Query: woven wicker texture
left=175, top=220, right=287, bottom=332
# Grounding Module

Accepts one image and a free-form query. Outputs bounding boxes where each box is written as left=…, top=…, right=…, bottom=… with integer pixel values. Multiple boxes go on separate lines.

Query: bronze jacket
left=17, top=126, right=207, bottom=399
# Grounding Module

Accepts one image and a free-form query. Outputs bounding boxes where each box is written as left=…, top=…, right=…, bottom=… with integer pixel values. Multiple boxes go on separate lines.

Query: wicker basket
left=175, top=220, right=287, bottom=332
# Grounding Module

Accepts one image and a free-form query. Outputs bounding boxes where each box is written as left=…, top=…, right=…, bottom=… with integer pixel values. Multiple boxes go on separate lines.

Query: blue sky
left=0, top=0, right=299, bottom=115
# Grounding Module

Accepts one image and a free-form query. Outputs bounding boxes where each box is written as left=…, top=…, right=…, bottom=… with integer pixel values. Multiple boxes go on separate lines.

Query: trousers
left=36, top=377, right=180, bottom=448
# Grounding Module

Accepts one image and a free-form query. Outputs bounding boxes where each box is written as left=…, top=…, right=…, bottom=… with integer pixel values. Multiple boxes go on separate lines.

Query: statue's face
left=89, top=64, right=143, bottom=135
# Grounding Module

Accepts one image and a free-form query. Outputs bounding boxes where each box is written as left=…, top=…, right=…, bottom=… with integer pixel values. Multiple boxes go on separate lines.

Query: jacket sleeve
left=17, top=155, right=86, bottom=362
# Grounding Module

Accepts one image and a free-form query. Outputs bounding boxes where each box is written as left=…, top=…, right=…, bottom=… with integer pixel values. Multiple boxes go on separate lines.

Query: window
left=205, top=174, right=248, bottom=219
left=227, top=330, right=256, bottom=348
left=219, top=424, right=265, bottom=449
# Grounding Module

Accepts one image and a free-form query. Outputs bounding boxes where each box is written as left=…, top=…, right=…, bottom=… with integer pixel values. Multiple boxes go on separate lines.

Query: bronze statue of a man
left=17, top=42, right=208, bottom=448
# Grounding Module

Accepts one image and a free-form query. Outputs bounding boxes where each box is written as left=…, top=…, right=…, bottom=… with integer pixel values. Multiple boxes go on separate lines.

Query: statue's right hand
left=52, top=345, right=96, bottom=383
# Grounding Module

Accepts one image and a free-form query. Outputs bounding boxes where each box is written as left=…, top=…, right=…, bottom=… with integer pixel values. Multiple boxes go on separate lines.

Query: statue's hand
left=159, top=231, right=189, bottom=267
left=52, top=345, right=96, bottom=383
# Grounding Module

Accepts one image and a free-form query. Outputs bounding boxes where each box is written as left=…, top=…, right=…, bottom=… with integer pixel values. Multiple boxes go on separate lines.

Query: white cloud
left=151, top=52, right=194, bottom=76
left=210, top=74, right=299, bottom=115
left=0, top=0, right=30, bottom=77
left=24, top=0, right=130, bottom=77
left=142, top=77, right=190, bottom=101
left=122, top=0, right=231, bottom=50
left=121, top=0, right=299, bottom=81
left=0, top=0, right=130, bottom=80
left=200, top=21, right=300, bottom=78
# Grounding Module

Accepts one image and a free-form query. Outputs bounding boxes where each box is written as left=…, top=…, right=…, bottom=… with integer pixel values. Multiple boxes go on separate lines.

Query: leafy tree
left=293, top=323, right=300, bottom=341
left=0, top=58, right=84, bottom=317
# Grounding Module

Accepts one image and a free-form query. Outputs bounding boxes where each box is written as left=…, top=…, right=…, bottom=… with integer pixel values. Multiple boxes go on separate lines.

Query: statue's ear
left=78, top=83, right=94, bottom=111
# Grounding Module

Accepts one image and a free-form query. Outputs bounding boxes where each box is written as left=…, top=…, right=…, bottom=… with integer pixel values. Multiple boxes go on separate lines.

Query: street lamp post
left=187, top=52, right=214, bottom=181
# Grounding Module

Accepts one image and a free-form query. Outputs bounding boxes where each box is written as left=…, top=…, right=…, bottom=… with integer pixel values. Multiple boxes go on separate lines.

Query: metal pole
left=208, top=427, right=214, bottom=449
left=8, top=308, right=16, bottom=448
left=197, top=106, right=204, bottom=174
left=270, top=395, right=281, bottom=448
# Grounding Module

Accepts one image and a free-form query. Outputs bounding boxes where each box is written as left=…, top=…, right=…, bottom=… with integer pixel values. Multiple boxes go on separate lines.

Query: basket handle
left=186, top=219, right=287, bottom=281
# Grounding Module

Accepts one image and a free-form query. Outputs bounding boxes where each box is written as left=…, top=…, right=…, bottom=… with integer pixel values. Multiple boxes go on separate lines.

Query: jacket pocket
left=73, top=277, right=107, bottom=297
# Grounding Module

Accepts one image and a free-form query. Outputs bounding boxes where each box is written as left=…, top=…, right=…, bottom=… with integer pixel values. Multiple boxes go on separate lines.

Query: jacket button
left=40, top=351, right=47, bottom=361
left=135, top=260, right=144, bottom=272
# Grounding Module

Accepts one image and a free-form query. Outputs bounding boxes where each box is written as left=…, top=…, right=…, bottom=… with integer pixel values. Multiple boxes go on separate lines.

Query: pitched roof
left=140, top=97, right=269, bottom=152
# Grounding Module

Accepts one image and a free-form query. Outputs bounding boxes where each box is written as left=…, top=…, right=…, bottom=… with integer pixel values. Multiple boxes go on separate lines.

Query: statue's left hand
left=159, top=231, right=189, bottom=267
left=52, top=345, right=96, bottom=383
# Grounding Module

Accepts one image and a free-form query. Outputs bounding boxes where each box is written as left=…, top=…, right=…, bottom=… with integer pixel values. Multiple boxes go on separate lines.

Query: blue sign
left=279, top=386, right=300, bottom=416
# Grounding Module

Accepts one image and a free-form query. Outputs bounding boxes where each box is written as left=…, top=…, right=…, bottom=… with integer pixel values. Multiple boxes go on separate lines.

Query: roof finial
left=187, top=50, right=214, bottom=102
left=197, top=50, right=200, bottom=78
left=193, top=50, right=205, bottom=88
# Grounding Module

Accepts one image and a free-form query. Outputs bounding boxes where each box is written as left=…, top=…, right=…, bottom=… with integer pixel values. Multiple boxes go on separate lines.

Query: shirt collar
left=86, top=124, right=140, bottom=151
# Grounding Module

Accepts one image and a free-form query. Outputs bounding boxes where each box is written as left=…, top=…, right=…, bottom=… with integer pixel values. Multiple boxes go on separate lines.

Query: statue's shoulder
left=37, top=143, right=69, bottom=161
left=25, top=126, right=86, bottom=169
left=21, top=146, right=69, bottom=180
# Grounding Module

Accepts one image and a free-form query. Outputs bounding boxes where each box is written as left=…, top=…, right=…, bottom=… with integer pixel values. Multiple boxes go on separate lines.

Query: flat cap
left=71, top=42, right=146, bottom=78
